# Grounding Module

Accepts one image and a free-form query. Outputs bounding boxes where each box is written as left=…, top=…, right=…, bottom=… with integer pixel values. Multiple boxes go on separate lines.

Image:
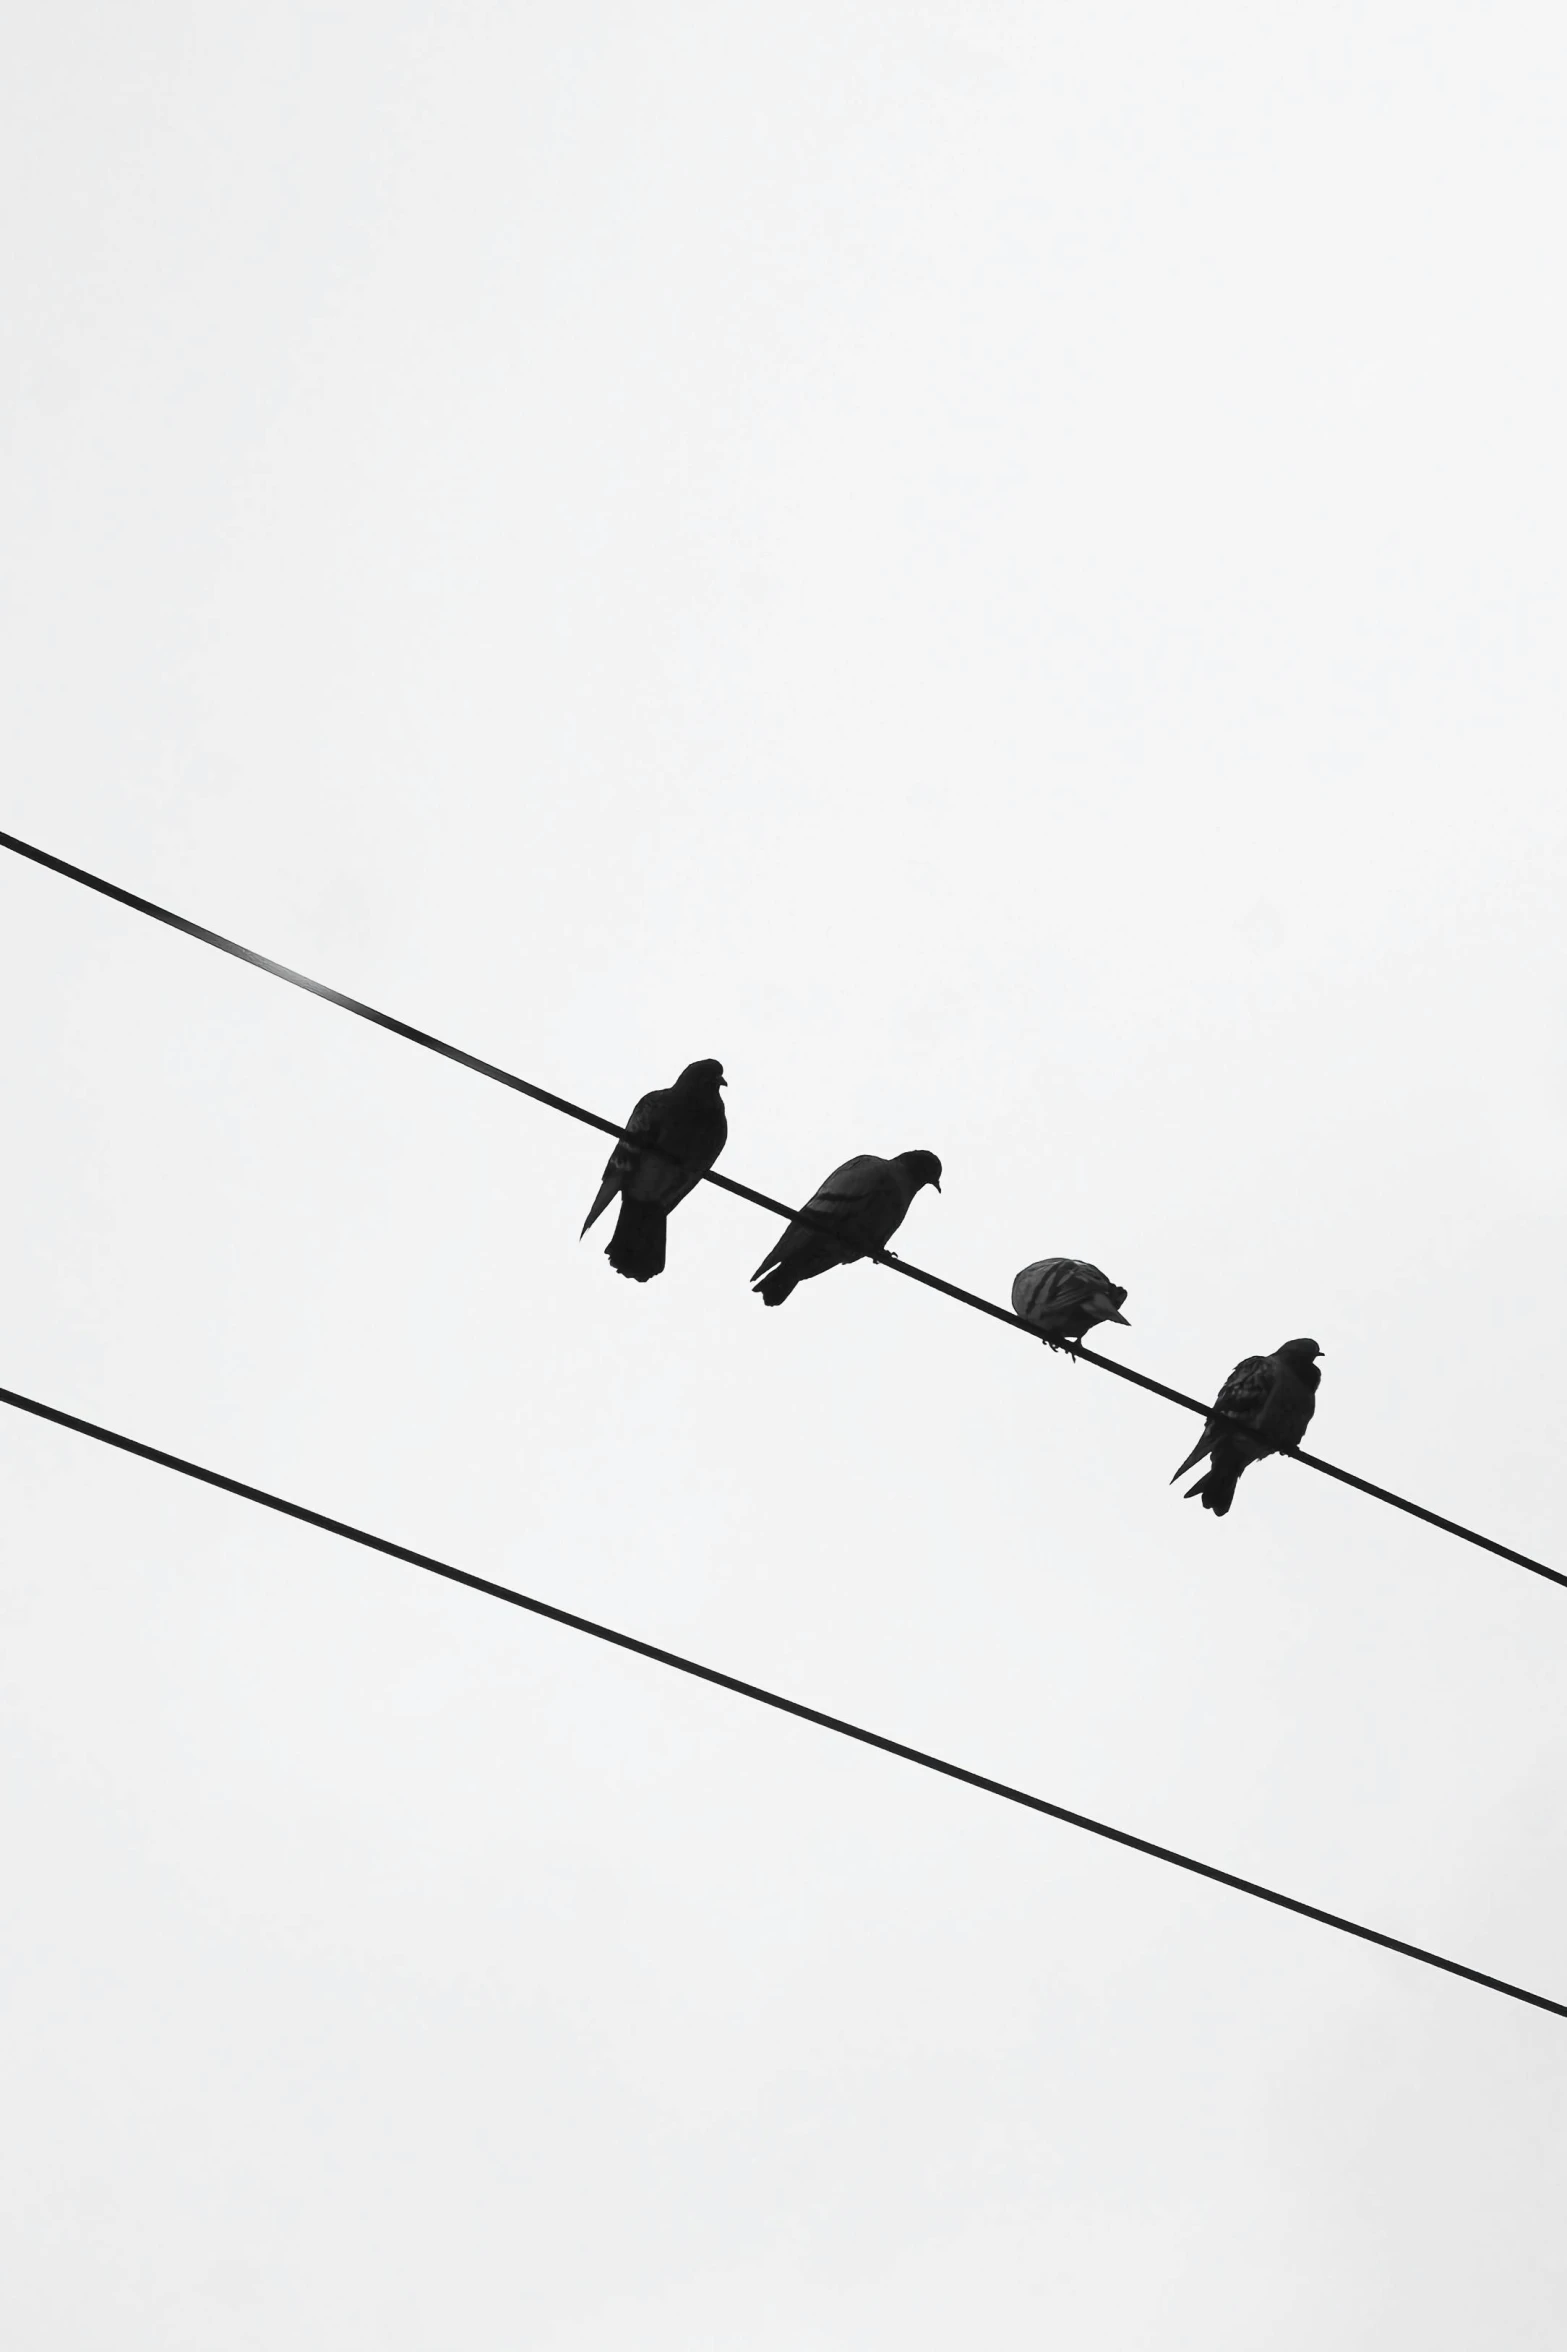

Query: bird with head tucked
left=1011, top=1257, right=1130, bottom=1349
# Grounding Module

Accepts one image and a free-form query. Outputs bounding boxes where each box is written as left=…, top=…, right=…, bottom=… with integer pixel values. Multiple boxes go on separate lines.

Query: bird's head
left=899, top=1150, right=942, bottom=1194
left=1079, top=1265, right=1129, bottom=1326
left=678, top=1058, right=726, bottom=1093
left=1278, top=1337, right=1324, bottom=1364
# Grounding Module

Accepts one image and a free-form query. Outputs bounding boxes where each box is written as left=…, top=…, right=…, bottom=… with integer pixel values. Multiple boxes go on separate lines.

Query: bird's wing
left=1011, top=1259, right=1079, bottom=1324
left=750, top=1156, right=890, bottom=1281
left=1210, top=1354, right=1275, bottom=1427
left=1171, top=1353, right=1272, bottom=1482
left=624, top=1089, right=728, bottom=1213
left=804, top=1155, right=901, bottom=1247
left=580, top=1087, right=667, bottom=1235
left=806, top=1155, right=892, bottom=1209
left=1170, top=1427, right=1214, bottom=1482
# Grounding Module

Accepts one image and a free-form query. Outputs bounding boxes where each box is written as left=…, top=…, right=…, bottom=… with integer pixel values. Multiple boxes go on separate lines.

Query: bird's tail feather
left=607, top=1198, right=667, bottom=1282
left=1185, top=1461, right=1240, bottom=1515
left=755, top=1267, right=797, bottom=1307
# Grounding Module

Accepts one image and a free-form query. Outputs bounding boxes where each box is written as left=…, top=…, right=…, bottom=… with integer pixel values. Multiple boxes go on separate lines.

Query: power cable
left=1, top=1376, right=1561, bottom=2022
left=0, top=826, right=1556, bottom=1589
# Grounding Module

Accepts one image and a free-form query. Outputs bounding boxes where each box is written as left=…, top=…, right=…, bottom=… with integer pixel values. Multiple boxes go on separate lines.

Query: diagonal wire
left=1, top=1377, right=1562, bottom=2022
left=0, top=825, right=1557, bottom=1590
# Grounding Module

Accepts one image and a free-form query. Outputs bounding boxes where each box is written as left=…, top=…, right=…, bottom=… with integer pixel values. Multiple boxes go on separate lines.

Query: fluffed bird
left=1171, top=1337, right=1324, bottom=1516
left=580, top=1058, right=728, bottom=1282
left=1011, top=1258, right=1129, bottom=1349
left=750, top=1149, right=942, bottom=1306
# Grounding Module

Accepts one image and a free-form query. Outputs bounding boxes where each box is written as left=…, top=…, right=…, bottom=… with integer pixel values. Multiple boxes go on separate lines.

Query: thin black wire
left=1, top=825, right=1557, bottom=1590
left=1, top=1379, right=1561, bottom=2023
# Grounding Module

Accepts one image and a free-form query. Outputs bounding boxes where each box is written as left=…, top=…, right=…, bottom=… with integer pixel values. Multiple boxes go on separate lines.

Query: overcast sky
left=3, top=4, right=1565, bottom=2344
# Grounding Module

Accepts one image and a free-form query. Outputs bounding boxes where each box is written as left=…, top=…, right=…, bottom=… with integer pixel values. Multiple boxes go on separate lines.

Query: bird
left=750, top=1149, right=942, bottom=1306
left=1011, top=1258, right=1129, bottom=1348
left=580, top=1058, right=728, bottom=1282
left=1171, top=1338, right=1324, bottom=1516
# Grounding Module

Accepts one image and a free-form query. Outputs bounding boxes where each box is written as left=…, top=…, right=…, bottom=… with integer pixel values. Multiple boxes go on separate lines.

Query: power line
left=2, top=1376, right=1561, bottom=2023
left=0, top=825, right=1557, bottom=1591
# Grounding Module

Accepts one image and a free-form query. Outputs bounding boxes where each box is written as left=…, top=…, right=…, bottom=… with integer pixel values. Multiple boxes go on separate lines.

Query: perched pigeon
left=580, top=1058, right=727, bottom=1282
left=750, top=1150, right=942, bottom=1306
left=1171, top=1338, right=1324, bottom=1516
left=1011, top=1258, right=1130, bottom=1348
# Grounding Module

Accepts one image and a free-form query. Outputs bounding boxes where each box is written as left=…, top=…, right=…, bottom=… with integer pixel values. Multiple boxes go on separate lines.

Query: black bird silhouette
left=751, top=1150, right=942, bottom=1306
left=580, top=1059, right=727, bottom=1282
left=1171, top=1338, right=1324, bottom=1516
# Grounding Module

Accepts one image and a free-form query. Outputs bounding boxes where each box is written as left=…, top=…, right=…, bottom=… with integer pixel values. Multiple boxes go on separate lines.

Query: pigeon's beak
left=932, top=1177, right=941, bottom=1191
left=1110, top=1309, right=1130, bottom=1325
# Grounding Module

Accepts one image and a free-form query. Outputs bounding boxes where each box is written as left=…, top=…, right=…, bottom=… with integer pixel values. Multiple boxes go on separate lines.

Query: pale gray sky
left=2, top=4, right=1564, bottom=2344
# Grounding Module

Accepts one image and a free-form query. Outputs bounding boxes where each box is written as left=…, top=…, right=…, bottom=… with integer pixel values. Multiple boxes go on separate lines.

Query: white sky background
left=2, top=1, right=1564, bottom=2341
